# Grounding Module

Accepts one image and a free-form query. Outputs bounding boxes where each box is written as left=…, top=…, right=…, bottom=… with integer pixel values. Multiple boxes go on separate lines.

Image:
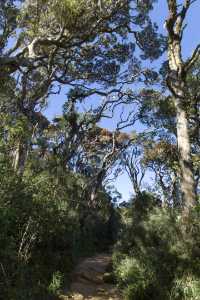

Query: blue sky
left=45, top=0, right=200, bottom=201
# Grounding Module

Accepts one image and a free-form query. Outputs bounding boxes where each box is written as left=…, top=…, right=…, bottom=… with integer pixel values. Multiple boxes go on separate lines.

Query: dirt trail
left=59, top=254, right=122, bottom=300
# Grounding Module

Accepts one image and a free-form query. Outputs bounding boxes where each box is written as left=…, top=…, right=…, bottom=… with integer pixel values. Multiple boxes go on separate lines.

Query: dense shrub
left=113, top=255, right=155, bottom=300
left=0, top=160, right=116, bottom=299
left=170, top=274, right=200, bottom=300
left=113, top=192, right=200, bottom=300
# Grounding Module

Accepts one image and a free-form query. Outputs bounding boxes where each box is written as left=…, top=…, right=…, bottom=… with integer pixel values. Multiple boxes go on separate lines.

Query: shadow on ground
left=59, top=254, right=122, bottom=300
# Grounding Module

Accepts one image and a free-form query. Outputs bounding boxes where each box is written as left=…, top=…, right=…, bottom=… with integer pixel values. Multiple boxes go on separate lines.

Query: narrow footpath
left=59, top=254, right=122, bottom=300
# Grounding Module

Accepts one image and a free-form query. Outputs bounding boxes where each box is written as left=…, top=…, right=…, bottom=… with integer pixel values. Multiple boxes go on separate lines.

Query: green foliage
left=114, top=256, right=155, bottom=299
left=48, top=271, right=64, bottom=295
left=170, top=275, right=200, bottom=300
left=0, top=157, right=116, bottom=299
left=113, top=193, right=200, bottom=300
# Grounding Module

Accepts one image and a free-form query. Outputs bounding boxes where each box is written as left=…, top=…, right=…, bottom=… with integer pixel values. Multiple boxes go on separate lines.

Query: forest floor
left=59, top=253, right=122, bottom=300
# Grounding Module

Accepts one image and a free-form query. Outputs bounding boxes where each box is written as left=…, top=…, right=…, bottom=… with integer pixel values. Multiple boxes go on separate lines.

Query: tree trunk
left=133, top=180, right=141, bottom=198
left=12, top=141, right=28, bottom=175
left=165, top=0, right=197, bottom=215
left=174, top=98, right=196, bottom=213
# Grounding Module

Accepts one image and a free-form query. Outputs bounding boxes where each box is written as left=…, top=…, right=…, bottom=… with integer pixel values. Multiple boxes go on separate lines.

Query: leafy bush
left=114, top=256, right=155, bottom=300
left=48, top=271, right=64, bottom=295
left=0, top=161, right=116, bottom=299
left=170, top=274, right=200, bottom=300
left=113, top=192, right=200, bottom=300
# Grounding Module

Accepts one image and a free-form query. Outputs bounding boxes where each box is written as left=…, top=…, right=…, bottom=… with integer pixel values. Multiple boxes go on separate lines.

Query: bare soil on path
left=59, top=253, right=122, bottom=300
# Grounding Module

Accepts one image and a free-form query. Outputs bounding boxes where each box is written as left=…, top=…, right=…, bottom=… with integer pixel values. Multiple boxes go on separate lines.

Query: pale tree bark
left=166, top=0, right=197, bottom=215
left=12, top=141, right=28, bottom=175
left=13, top=141, right=21, bottom=172
left=123, top=146, right=145, bottom=197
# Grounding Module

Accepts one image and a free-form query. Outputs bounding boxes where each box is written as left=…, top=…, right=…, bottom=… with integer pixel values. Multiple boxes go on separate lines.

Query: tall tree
left=165, top=0, right=199, bottom=215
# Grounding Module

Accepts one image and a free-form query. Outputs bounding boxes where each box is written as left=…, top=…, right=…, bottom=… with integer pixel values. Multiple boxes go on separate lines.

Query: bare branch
left=185, top=44, right=200, bottom=71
